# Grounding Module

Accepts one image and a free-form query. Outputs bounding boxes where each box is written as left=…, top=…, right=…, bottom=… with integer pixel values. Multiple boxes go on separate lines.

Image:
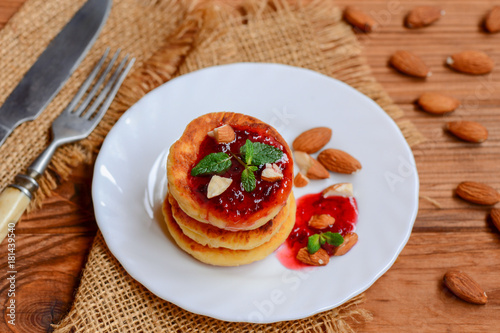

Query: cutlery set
left=0, top=0, right=134, bottom=242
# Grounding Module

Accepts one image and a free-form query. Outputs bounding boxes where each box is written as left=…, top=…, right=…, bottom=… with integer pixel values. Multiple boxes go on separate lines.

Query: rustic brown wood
left=1, top=0, right=500, bottom=332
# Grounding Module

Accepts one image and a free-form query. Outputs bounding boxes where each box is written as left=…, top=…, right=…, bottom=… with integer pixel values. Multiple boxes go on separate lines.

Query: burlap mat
left=0, top=0, right=425, bottom=331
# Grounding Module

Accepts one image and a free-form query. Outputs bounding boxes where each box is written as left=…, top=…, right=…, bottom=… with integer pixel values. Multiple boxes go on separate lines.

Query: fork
left=0, top=49, right=135, bottom=243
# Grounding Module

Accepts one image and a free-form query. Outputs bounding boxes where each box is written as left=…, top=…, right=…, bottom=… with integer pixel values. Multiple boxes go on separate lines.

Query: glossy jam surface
left=188, top=126, right=292, bottom=224
left=276, top=193, right=358, bottom=269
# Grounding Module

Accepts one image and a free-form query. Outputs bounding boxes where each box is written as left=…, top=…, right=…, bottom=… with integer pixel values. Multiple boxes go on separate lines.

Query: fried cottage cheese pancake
left=162, top=192, right=296, bottom=266
left=167, top=112, right=293, bottom=231
left=168, top=192, right=293, bottom=251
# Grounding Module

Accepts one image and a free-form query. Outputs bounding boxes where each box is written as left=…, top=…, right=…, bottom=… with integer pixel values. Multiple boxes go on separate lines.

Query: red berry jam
left=276, top=192, right=358, bottom=269
left=188, top=126, right=293, bottom=226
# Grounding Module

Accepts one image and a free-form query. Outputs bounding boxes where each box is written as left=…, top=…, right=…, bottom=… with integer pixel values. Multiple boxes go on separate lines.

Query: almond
left=207, top=124, right=235, bottom=143
left=296, top=247, right=330, bottom=266
left=317, top=149, right=361, bottom=174
left=484, top=6, right=500, bottom=33
left=405, top=6, right=444, bottom=28
left=417, top=92, right=460, bottom=114
left=294, top=151, right=330, bottom=179
left=444, top=270, right=488, bottom=305
left=207, top=175, right=232, bottom=199
left=308, top=214, right=335, bottom=230
left=390, top=50, right=431, bottom=78
left=322, top=183, right=354, bottom=198
left=294, top=172, right=309, bottom=188
left=456, top=181, right=500, bottom=205
left=446, top=51, right=494, bottom=75
left=490, top=208, right=500, bottom=232
left=446, top=121, right=488, bottom=143
left=343, top=6, right=378, bottom=33
left=293, top=127, right=332, bottom=154
left=261, top=163, right=283, bottom=182
left=333, top=232, right=358, bottom=256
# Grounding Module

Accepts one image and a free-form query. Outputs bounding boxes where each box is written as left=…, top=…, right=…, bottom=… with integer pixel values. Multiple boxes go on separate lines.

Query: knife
left=0, top=0, right=112, bottom=147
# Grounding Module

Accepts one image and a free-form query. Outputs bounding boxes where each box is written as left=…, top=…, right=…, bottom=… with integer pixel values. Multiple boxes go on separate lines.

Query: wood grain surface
left=1, top=0, right=500, bottom=332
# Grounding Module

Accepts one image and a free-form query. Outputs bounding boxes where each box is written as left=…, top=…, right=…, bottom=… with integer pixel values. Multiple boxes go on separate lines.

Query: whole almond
left=446, top=51, right=494, bottom=75
left=444, top=270, right=488, bottom=305
left=405, top=6, right=444, bottom=28
left=417, top=92, right=460, bottom=114
left=343, top=6, right=378, bottom=33
left=333, top=232, right=358, bottom=256
left=294, top=151, right=330, bottom=179
left=390, top=50, right=431, bottom=78
left=490, top=208, right=500, bottom=232
left=484, top=6, right=500, bottom=33
left=317, top=149, right=361, bottom=174
left=446, top=121, right=488, bottom=143
left=308, top=214, right=335, bottom=230
left=293, top=127, right=332, bottom=154
left=296, top=247, right=330, bottom=266
left=294, top=172, right=309, bottom=188
left=456, top=181, right=500, bottom=205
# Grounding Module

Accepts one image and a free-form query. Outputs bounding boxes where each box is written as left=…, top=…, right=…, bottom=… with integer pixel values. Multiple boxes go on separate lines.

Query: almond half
left=294, top=151, right=330, bottom=179
left=390, top=50, right=431, bottom=78
left=444, top=270, right=488, bottom=305
left=343, top=6, right=378, bottom=33
left=207, top=124, right=235, bottom=144
left=207, top=175, right=232, bottom=199
left=317, top=149, right=361, bottom=174
left=490, top=208, right=500, bottom=232
left=322, top=183, right=354, bottom=198
left=456, top=181, right=500, bottom=205
left=294, top=172, right=309, bottom=188
left=484, top=6, right=500, bottom=33
left=446, top=51, right=494, bottom=75
left=417, top=92, right=460, bottom=114
left=296, top=247, right=330, bottom=266
left=308, top=214, right=335, bottom=230
left=446, top=121, right=488, bottom=143
left=333, top=232, right=358, bottom=256
left=261, top=163, right=283, bottom=182
left=405, top=6, right=444, bottom=28
left=293, top=127, right=332, bottom=154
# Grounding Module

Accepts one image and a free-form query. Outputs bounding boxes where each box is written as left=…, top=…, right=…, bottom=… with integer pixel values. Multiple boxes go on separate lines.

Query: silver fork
left=0, top=49, right=135, bottom=243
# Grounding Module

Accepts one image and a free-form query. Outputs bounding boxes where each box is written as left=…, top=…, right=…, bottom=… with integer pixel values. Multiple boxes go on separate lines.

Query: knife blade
left=0, top=0, right=112, bottom=147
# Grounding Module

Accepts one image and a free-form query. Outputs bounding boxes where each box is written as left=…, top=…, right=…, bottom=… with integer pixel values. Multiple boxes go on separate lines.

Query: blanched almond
left=296, top=247, right=330, bottom=266
left=322, top=183, right=354, bottom=198
left=207, top=175, right=232, bottom=199
left=333, top=232, right=358, bottom=256
left=294, top=172, right=309, bottom=187
left=207, top=124, right=235, bottom=143
left=261, top=163, right=283, bottom=182
left=308, top=214, right=335, bottom=229
left=294, top=151, right=330, bottom=179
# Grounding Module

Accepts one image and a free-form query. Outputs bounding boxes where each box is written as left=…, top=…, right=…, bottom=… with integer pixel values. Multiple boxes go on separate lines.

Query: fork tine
left=85, top=56, right=135, bottom=124
left=63, top=48, right=110, bottom=114
left=74, top=49, right=120, bottom=116
left=83, top=54, right=129, bottom=120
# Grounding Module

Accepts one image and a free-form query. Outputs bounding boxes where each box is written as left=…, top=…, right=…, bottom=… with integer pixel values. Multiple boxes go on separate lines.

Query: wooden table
left=1, top=0, right=500, bottom=332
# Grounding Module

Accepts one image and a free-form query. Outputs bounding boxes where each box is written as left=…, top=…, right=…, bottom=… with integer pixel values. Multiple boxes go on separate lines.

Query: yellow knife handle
left=0, top=172, right=39, bottom=244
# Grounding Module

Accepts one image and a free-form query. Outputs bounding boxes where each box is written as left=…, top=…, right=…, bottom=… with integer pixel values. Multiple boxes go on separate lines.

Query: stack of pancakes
left=163, top=112, right=296, bottom=266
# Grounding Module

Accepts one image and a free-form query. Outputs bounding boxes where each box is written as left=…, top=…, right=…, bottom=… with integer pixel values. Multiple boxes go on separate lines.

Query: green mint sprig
left=191, top=139, right=284, bottom=192
left=307, top=232, right=344, bottom=254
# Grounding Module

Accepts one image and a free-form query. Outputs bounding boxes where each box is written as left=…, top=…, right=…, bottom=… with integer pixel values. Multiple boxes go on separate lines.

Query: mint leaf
left=307, top=234, right=321, bottom=254
left=241, top=168, right=256, bottom=192
left=248, top=165, right=258, bottom=172
left=191, top=152, right=232, bottom=176
left=322, top=232, right=344, bottom=246
left=242, top=139, right=254, bottom=165
left=240, top=141, right=283, bottom=166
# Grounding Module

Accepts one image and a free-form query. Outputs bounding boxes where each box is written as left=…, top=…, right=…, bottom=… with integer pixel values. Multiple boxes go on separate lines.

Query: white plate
left=92, top=63, right=418, bottom=323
